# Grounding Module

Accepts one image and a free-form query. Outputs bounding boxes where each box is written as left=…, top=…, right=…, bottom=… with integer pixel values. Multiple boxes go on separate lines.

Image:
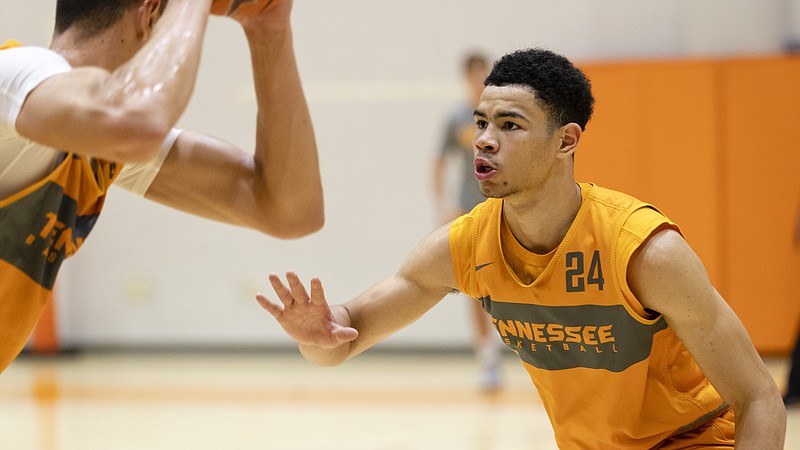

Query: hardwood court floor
left=0, top=351, right=798, bottom=450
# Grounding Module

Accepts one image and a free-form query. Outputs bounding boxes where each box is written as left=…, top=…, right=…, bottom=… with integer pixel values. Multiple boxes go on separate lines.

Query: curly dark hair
left=55, top=0, right=168, bottom=37
left=485, top=48, right=594, bottom=131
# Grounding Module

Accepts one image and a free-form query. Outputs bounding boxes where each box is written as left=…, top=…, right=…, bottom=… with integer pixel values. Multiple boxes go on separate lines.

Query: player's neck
left=502, top=179, right=582, bottom=254
left=50, top=25, right=137, bottom=71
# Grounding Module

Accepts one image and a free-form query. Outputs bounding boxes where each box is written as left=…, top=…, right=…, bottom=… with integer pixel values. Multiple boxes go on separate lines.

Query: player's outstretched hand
left=256, top=272, right=359, bottom=348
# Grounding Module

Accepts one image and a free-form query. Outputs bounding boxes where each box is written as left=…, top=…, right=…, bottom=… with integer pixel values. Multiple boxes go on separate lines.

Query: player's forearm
left=243, top=24, right=324, bottom=235
left=733, top=396, right=786, bottom=449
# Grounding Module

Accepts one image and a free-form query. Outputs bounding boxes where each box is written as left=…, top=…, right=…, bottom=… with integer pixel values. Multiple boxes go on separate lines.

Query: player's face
left=472, top=85, right=563, bottom=199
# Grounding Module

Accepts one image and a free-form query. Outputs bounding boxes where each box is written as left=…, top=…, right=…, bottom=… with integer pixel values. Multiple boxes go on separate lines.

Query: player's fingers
left=285, top=272, right=310, bottom=303
left=309, top=278, right=326, bottom=306
left=268, top=273, right=295, bottom=307
left=255, top=292, right=284, bottom=317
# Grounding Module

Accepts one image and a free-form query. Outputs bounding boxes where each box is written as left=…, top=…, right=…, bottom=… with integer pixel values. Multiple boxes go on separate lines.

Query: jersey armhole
left=616, top=206, right=682, bottom=319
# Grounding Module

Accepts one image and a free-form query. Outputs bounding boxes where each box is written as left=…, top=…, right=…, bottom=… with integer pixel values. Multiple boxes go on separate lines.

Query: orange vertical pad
left=574, top=55, right=800, bottom=353
left=578, top=60, right=721, bottom=282
left=718, top=56, right=800, bottom=353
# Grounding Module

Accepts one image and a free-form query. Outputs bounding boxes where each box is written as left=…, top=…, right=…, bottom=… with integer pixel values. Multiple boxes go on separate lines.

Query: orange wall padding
left=576, top=55, right=800, bottom=354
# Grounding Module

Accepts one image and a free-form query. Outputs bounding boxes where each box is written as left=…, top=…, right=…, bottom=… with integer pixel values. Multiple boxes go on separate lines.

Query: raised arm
left=144, top=0, right=323, bottom=238
left=257, top=223, right=457, bottom=366
left=628, top=228, right=786, bottom=449
left=16, top=0, right=212, bottom=163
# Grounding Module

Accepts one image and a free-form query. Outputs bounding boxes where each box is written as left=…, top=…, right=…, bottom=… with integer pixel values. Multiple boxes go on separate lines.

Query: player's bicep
left=146, top=130, right=321, bottom=238
left=628, top=229, right=773, bottom=406
left=16, top=69, right=101, bottom=143
left=628, top=229, right=715, bottom=325
left=144, top=130, right=263, bottom=225
left=398, top=223, right=458, bottom=293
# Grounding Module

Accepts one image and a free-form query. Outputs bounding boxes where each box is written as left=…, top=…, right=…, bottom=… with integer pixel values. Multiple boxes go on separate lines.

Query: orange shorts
left=655, top=409, right=735, bottom=449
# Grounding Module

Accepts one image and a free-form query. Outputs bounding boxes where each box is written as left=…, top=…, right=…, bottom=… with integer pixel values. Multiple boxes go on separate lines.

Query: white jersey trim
left=114, top=128, right=182, bottom=196
left=0, top=45, right=179, bottom=199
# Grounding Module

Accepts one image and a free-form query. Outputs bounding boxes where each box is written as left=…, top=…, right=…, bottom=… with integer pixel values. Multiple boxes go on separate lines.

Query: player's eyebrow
left=473, top=109, right=529, bottom=121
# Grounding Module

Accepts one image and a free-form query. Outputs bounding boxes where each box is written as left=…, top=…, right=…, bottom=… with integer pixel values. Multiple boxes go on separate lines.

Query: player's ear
left=139, top=0, right=161, bottom=40
left=556, top=123, right=582, bottom=159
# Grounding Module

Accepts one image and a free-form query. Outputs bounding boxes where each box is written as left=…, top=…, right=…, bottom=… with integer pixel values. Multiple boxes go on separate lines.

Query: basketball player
left=0, top=0, right=322, bottom=372
left=258, top=48, right=786, bottom=448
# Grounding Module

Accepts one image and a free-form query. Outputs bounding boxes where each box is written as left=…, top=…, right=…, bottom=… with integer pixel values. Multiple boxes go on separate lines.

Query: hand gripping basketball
left=210, top=0, right=271, bottom=18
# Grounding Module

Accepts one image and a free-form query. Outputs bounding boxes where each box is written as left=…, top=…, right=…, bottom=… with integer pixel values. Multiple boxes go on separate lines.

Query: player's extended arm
left=628, top=228, right=786, bottom=449
left=144, top=0, right=323, bottom=238
left=257, top=224, right=457, bottom=366
left=16, top=0, right=212, bottom=163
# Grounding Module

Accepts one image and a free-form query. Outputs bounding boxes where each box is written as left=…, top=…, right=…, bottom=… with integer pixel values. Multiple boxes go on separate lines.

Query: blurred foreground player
left=0, top=0, right=322, bottom=372
left=258, top=48, right=786, bottom=448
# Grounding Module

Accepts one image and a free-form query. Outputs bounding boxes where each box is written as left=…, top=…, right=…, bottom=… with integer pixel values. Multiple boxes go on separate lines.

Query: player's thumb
left=333, top=326, right=359, bottom=343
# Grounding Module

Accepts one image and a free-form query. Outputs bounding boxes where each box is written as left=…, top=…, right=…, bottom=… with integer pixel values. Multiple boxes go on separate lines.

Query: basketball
left=210, top=0, right=271, bottom=18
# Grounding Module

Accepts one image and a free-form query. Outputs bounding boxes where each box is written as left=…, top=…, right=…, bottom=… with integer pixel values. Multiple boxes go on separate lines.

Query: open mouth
left=474, top=158, right=497, bottom=180
left=474, top=157, right=496, bottom=173
left=476, top=163, right=494, bottom=173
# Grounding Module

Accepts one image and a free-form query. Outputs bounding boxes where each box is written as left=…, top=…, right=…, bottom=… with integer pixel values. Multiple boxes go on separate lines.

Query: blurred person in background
left=431, top=51, right=503, bottom=391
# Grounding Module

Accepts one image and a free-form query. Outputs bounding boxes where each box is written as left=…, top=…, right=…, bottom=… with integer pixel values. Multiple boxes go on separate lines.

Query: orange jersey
left=0, top=40, right=121, bottom=372
left=0, top=151, right=120, bottom=372
left=449, top=183, right=729, bottom=448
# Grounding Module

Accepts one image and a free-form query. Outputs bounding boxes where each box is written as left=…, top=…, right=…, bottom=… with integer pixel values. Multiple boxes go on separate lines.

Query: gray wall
left=5, top=0, right=797, bottom=349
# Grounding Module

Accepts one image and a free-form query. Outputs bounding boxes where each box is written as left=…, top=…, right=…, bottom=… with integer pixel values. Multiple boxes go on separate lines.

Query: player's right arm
left=15, top=0, right=212, bottom=163
left=257, top=223, right=457, bottom=366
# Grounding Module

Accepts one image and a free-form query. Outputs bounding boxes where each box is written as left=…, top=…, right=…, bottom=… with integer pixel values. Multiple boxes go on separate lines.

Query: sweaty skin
left=19, top=0, right=213, bottom=163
